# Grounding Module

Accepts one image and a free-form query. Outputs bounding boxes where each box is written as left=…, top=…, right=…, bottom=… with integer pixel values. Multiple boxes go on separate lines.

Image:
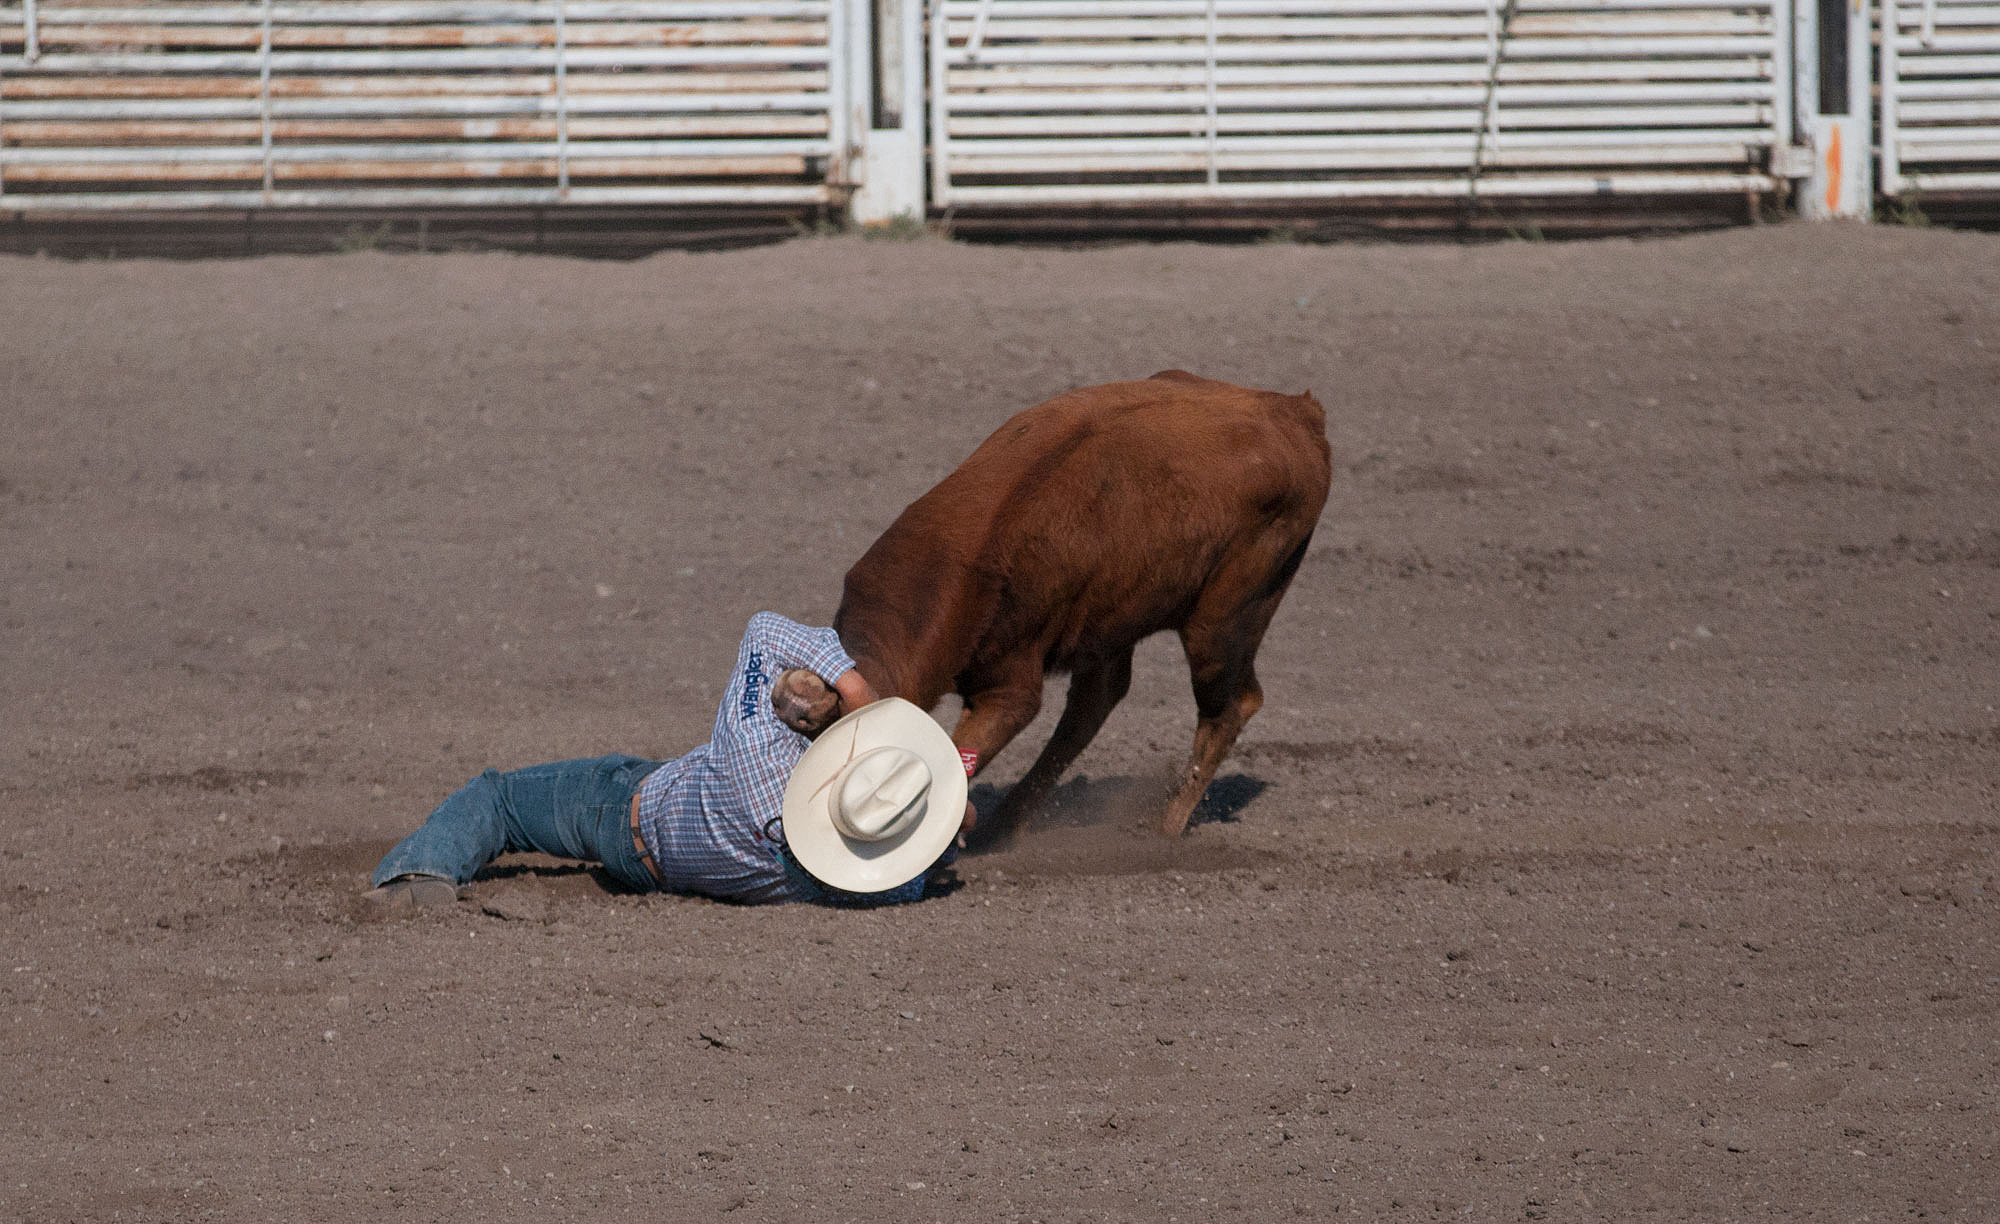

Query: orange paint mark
left=1825, top=123, right=1843, bottom=214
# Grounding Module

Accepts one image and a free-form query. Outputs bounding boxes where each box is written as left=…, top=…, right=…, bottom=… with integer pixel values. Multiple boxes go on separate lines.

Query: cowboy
left=364, top=611, right=969, bottom=910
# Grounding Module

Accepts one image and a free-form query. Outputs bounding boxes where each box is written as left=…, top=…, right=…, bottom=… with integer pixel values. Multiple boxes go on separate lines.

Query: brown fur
left=834, top=371, right=1332, bottom=842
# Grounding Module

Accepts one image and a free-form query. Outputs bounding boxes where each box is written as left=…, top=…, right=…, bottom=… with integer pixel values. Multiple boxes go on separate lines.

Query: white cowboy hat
left=781, top=697, right=968, bottom=894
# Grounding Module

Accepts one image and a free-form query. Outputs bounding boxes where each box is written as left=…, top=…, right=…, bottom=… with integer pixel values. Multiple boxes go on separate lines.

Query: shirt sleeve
left=709, top=612, right=857, bottom=743
left=696, top=613, right=860, bottom=851
left=742, top=610, right=858, bottom=684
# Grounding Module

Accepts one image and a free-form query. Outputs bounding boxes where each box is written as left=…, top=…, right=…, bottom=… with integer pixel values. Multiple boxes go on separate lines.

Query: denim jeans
left=372, top=754, right=662, bottom=892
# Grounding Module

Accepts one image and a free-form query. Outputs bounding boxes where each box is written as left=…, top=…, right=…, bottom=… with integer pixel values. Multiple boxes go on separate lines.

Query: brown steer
left=834, top=371, right=1332, bottom=843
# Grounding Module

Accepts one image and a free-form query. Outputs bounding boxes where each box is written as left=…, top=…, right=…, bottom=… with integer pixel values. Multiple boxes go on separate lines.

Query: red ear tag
left=958, top=749, right=979, bottom=778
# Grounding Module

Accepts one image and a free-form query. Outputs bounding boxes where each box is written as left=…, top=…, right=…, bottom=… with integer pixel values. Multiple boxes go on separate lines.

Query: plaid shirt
left=634, top=612, right=929, bottom=905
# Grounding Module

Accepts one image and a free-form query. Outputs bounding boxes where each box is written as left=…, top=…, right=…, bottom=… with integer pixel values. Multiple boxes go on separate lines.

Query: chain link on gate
left=963, top=0, right=993, bottom=59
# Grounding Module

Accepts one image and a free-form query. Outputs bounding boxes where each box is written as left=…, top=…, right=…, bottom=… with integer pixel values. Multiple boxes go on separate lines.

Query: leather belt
left=628, top=791, right=667, bottom=888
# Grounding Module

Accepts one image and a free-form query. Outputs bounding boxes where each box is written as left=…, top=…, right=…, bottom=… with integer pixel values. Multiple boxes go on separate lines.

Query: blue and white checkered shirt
left=635, top=612, right=930, bottom=905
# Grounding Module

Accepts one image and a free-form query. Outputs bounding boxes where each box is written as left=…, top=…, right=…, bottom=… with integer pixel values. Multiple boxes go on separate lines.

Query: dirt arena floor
left=4, top=221, right=1997, bottom=1222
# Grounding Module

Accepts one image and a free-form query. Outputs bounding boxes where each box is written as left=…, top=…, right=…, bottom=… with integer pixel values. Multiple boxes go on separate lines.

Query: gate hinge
left=1769, top=144, right=1816, bottom=178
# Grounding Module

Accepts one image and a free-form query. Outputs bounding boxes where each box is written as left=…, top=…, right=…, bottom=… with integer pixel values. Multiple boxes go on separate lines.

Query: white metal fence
left=0, top=0, right=856, bottom=210
left=1880, top=0, right=2000, bottom=196
left=928, top=0, right=1790, bottom=208
left=4, top=0, right=1994, bottom=219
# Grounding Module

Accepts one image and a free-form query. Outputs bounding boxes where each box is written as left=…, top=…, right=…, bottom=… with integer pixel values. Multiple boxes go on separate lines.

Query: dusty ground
left=3, top=222, right=1997, bottom=1222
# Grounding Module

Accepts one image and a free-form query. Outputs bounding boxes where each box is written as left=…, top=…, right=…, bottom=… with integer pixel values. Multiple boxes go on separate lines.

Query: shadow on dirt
left=475, top=858, right=650, bottom=896
left=962, top=771, right=1277, bottom=879
left=242, top=768, right=1281, bottom=907
left=968, top=769, right=1270, bottom=836
left=127, top=765, right=308, bottom=793
left=1191, top=773, right=1269, bottom=826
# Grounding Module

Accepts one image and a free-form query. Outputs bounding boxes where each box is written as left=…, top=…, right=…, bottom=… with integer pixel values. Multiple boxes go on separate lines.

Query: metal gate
left=928, top=0, right=1791, bottom=208
left=0, top=0, right=857, bottom=211
left=1880, top=0, right=2000, bottom=197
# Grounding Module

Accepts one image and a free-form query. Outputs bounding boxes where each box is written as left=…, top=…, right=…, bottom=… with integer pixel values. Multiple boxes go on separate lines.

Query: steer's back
left=838, top=371, right=1331, bottom=700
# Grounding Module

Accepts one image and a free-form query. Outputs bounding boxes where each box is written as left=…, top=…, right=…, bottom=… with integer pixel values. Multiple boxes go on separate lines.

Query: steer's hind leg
left=975, top=648, right=1136, bottom=847
left=1159, top=538, right=1310, bottom=837
left=1160, top=655, right=1264, bottom=839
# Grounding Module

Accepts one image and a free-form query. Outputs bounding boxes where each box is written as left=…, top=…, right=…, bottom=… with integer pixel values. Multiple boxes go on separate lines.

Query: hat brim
left=781, top=697, right=968, bottom=894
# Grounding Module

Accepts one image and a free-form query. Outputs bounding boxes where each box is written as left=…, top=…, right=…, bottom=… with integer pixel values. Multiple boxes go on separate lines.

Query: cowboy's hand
left=833, top=668, right=878, bottom=717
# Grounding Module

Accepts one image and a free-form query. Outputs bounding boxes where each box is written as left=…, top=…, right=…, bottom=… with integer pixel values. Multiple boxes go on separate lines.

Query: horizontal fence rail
left=0, top=0, right=851, bottom=210
left=929, top=0, right=1789, bottom=208
left=1881, top=0, right=2000, bottom=195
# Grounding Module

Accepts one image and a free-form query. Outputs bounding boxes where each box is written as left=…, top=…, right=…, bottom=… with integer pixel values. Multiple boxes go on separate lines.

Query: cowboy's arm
left=744, top=611, right=855, bottom=690
left=832, top=668, right=878, bottom=717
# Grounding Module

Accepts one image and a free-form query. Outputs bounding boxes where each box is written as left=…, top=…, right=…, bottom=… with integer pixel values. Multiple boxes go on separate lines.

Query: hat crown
left=781, top=697, right=966, bottom=893
left=830, top=746, right=932, bottom=842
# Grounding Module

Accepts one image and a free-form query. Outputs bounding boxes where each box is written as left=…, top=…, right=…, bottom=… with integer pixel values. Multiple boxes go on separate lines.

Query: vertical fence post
left=555, top=0, right=569, bottom=196
left=1785, top=0, right=1807, bottom=150
left=1204, top=0, right=1218, bottom=187
left=1849, top=0, right=1873, bottom=208
left=851, top=0, right=925, bottom=222
left=1880, top=0, right=1901, bottom=194
left=847, top=0, right=871, bottom=181
left=929, top=0, right=949, bottom=208
left=260, top=0, right=274, bottom=199
left=1468, top=0, right=1517, bottom=203
left=1482, top=0, right=1501, bottom=138
left=826, top=0, right=848, bottom=184
left=1, top=2, right=10, bottom=201
left=4, top=0, right=25, bottom=205
left=1771, top=0, right=1795, bottom=218
left=1794, top=0, right=1873, bottom=216
left=898, top=0, right=922, bottom=144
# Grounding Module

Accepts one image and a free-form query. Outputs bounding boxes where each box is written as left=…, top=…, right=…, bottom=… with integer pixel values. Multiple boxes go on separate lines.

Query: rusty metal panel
left=930, top=0, right=1789, bottom=208
left=0, top=0, right=850, bottom=210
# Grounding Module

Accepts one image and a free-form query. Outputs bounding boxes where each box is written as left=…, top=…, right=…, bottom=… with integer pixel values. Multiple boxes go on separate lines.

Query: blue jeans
left=372, top=754, right=662, bottom=892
